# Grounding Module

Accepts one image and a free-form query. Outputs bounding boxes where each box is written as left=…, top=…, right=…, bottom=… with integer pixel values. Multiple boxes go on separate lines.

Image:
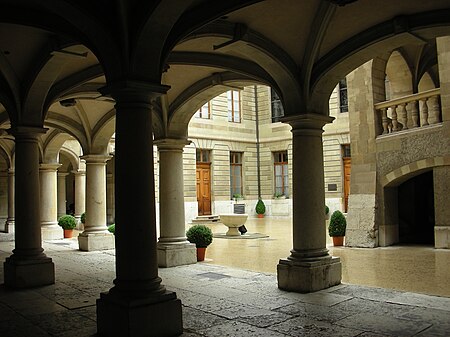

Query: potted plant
left=107, top=223, right=115, bottom=235
left=274, top=192, right=286, bottom=199
left=186, top=224, right=213, bottom=261
left=58, top=214, right=77, bottom=238
left=233, top=193, right=244, bottom=202
left=325, top=205, right=330, bottom=220
left=255, top=199, right=266, bottom=218
left=328, top=210, right=346, bottom=246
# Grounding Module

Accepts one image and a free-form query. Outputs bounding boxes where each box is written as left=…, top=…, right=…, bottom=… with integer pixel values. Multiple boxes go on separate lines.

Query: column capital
left=58, top=172, right=70, bottom=177
left=71, top=169, right=86, bottom=176
left=100, top=81, right=170, bottom=105
left=39, top=163, right=62, bottom=172
left=154, top=138, right=191, bottom=151
left=7, top=168, right=14, bottom=175
left=282, top=114, right=334, bottom=134
left=8, top=126, right=47, bottom=139
left=81, top=154, right=112, bottom=164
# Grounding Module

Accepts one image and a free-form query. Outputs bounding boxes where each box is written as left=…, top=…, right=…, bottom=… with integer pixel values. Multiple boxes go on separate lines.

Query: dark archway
left=398, top=171, right=435, bottom=245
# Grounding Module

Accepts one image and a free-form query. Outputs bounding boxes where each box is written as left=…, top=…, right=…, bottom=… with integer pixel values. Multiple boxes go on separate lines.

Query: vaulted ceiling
left=0, top=0, right=449, bottom=151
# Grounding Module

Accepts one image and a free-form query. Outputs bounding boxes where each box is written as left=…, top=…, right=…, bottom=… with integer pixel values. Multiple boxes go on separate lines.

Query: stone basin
left=219, top=213, right=248, bottom=236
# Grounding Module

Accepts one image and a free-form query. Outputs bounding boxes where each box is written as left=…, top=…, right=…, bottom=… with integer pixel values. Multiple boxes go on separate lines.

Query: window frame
left=273, top=151, right=289, bottom=197
left=227, top=90, right=241, bottom=123
left=230, top=152, right=243, bottom=198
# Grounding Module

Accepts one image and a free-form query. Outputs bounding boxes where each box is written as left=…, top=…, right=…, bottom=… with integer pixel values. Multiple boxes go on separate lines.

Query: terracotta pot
left=63, top=229, right=74, bottom=239
left=257, top=214, right=264, bottom=218
left=332, top=236, right=344, bottom=246
left=196, top=247, right=207, bottom=261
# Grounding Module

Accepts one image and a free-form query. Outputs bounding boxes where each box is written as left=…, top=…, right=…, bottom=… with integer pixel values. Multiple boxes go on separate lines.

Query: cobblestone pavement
left=0, top=237, right=449, bottom=337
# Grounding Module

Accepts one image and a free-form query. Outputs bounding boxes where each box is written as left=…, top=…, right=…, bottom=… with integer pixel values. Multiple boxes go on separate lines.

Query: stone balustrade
left=374, top=88, right=441, bottom=136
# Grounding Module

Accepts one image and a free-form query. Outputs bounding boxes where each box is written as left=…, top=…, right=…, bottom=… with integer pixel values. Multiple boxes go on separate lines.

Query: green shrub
left=81, top=212, right=86, bottom=224
left=58, top=215, right=77, bottom=230
left=325, top=205, right=329, bottom=215
left=255, top=199, right=266, bottom=215
left=107, top=223, right=115, bottom=234
left=328, top=210, right=347, bottom=237
left=186, top=224, right=213, bottom=248
left=232, top=193, right=243, bottom=199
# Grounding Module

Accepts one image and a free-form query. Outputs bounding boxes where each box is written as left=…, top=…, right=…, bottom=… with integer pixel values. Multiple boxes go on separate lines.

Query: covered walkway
left=0, top=218, right=449, bottom=336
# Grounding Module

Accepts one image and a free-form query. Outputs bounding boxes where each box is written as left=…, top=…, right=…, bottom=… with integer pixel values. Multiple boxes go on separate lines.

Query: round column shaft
left=72, top=170, right=86, bottom=222
left=5, top=169, right=15, bottom=232
left=80, top=155, right=111, bottom=234
left=57, top=172, right=68, bottom=218
left=4, top=127, right=54, bottom=288
left=277, top=114, right=341, bottom=293
left=40, top=164, right=61, bottom=240
left=157, top=139, right=190, bottom=243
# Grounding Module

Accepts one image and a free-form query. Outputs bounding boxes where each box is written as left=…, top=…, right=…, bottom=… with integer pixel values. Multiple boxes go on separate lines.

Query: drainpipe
left=254, top=85, right=261, bottom=199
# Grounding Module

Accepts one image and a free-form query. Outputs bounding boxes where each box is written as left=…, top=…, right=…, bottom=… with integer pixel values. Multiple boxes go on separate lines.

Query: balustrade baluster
left=420, top=98, right=429, bottom=126
left=411, top=100, right=419, bottom=128
left=391, top=105, right=399, bottom=132
left=428, top=95, right=441, bottom=124
left=381, top=108, right=389, bottom=134
left=398, top=103, right=408, bottom=130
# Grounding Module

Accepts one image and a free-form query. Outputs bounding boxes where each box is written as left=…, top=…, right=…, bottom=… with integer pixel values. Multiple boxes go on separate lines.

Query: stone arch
left=91, top=109, right=115, bottom=155
left=382, top=156, right=450, bottom=188
left=309, top=11, right=450, bottom=115
left=386, top=50, right=413, bottom=99
left=165, top=73, right=263, bottom=139
left=42, top=130, right=75, bottom=164
left=59, top=147, right=81, bottom=172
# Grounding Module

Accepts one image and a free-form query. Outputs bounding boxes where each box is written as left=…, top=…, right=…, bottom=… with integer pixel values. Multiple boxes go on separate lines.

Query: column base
left=78, top=232, right=115, bottom=251
left=41, top=224, right=63, bottom=240
left=277, top=256, right=341, bottom=293
left=4, top=219, right=14, bottom=233
left=4, top=256, right=55, bottom=288
left=435, top=226, right=450, bottom=249
left=97, top=290, right=182, bottom=337
left=157, top=242, right=197, bottom=267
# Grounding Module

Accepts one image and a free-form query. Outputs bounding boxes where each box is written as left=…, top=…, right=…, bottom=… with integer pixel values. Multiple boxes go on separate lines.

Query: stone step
left=191, top=215, right=221, bottom=223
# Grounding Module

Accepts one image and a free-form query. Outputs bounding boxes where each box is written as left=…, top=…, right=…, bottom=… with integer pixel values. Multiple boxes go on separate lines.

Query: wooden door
left=196, top=163, right=211, bottom=215
left=343, top=157, right=351, bottom=213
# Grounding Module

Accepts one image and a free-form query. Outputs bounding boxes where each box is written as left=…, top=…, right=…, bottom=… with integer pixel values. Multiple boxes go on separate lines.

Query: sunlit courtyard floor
left=199, top=217, right=450, bottom=298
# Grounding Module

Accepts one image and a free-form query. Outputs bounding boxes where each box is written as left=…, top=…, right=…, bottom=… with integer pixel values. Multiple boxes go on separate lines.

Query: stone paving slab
left=0, top=239, right=449, bottom=337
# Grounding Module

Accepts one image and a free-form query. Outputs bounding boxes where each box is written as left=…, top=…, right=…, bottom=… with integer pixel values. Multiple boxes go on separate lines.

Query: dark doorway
left=398, top=171, right=434, bottom=244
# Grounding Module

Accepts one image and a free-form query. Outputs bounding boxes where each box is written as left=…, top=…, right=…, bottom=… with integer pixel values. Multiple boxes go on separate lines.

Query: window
left=271, top=88, right=284, bottom=122
left=196, top=149, right=210, bottom=163
left=342, top=144, right=351, bottom=158
left=274, top=151, right=289, bottom=196
left=227, top=90, right=241, bottom=123
left=230, top=152, right=243, bottom=198
left=195, top=101, right=210, bottom=119
left=339, top=78, right=348, bottom=113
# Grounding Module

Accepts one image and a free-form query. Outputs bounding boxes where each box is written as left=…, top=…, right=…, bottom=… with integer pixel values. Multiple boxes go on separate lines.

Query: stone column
left=40, top=163, right=62, bottom=240
left=96, top=84, right=182, bottom=337
left=156, top=138, right=196, bottom=267
left=106, top=172, right=115, bottom=224
left=434, top=166, right=450, bottom=249
left=277, top=114, right=341, bottom=293
left=78, top=155, right=114, bottom=251
left=57, top=172, right=69, bottom=219
left=0, top=171, right=8, bottom=232
left=72, top=170, right=86, bottom=225
left=5, top=169, right=14, bottom=233
left=4, top=127, right=54, bottom=288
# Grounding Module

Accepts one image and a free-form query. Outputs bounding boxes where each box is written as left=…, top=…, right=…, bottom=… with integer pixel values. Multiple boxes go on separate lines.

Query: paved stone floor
left=0, top=230, right=449, bottom=337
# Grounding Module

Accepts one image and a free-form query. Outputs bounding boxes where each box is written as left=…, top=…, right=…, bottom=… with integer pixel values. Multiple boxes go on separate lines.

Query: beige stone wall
left=345, top=59, right=383, bottom=248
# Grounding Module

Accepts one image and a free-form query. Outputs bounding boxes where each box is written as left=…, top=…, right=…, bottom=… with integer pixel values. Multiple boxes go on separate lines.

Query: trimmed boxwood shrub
left=328, top=210, right=347, bottom=237
left=58, top=215, right=77, bottom=230
left=186, top=224, right=213, bottom=248
left=255, top=199, right=266, bottom=215
left=81, top=212, right=86, bottom=224
left=107, top=223, right=115, bottom=234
